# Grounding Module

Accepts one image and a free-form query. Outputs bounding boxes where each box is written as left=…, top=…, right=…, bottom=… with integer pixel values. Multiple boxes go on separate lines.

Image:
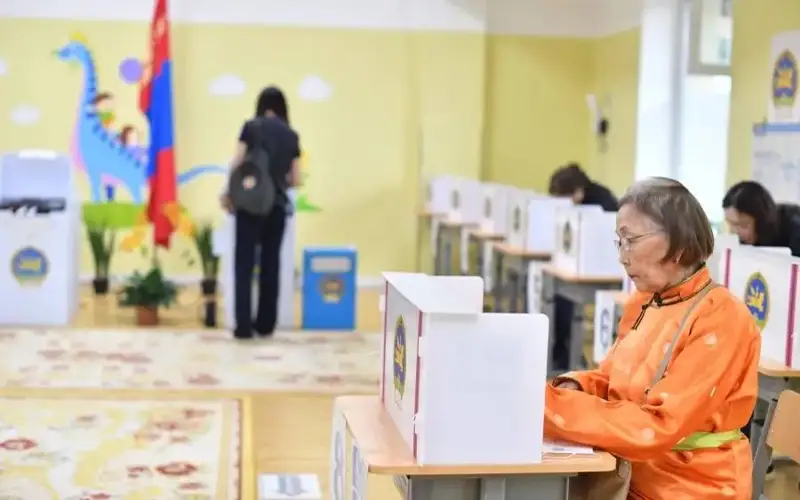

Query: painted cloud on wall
left=0, top=58, right=7, bottom=76
left=298, top=75, right=333, bottom=102
left=208, top=74, right=246, bottom=96
left=10, top=105, right=40, bottom=125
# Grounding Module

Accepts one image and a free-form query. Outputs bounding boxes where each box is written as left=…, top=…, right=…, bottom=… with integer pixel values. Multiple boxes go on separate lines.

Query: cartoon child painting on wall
left=90, top=92, right=116, bottom=129
left=119, top=125, right=148, bottom=163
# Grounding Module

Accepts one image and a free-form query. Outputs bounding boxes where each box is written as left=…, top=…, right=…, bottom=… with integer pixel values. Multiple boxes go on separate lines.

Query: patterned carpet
left=0, top=329, right=381, bottom=393
left=0, top=396, right=242, bottom=499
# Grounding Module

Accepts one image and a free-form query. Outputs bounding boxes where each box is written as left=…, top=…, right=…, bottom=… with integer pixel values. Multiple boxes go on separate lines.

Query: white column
left=634, top=0, right=689, bottom=181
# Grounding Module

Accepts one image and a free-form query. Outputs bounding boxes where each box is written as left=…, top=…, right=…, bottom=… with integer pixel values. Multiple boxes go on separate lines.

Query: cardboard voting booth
left=504, top=188, right=537, bottom=249
left=525, top=196, right=574, bottom=254
left=0, top=151, right=80, bottom=326
left=380, top=272, right=548, bottom=465
left=213, top=204, right=296, bottom=330
left=552, top=206, right=622, bottom=278
left=593, top=290, right=618, bottom=364
left=424, top=176, right=480, bottom=224
left=726, top=246, right=800, bottom=368
left=478, top=183, right=509, bottom=235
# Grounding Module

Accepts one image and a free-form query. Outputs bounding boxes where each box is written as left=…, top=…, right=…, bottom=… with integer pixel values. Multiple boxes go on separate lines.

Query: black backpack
left=228, top=120, right=277, bottom=216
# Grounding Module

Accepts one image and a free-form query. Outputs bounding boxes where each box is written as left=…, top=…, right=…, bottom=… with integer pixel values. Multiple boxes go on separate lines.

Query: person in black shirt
left=548, top=163, right=619, bottom=211
left=722, top=180, right=800, bottom=256
left=547, top=163, right=618, bottom=371
left=221, top=86, right=301, bottom=339
left=722, top=180, right=800, bottom=451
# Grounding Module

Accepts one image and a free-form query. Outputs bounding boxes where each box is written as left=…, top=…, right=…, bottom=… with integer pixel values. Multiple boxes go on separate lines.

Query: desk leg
left=434, top=226, right=444, bottom=275
left=475, top=239, right=484, bottom=278
left=399, top=475, right=569, bottom=500
left=493, top=251, right=505, bottom=312
left=508, top=264, right=519, bottom=313
left=443, top=230, right=453, bottom=275
left=752, top=398, right=778, bottom=500
left=568, top=299, right=586, bottom=371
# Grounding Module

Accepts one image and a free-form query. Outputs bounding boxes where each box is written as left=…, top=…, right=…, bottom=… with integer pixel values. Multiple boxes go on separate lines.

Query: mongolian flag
left=139, top=0, right=177, bottom=248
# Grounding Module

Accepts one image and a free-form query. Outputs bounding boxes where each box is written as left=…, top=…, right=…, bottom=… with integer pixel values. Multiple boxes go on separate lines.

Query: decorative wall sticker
left=208, top=74, right=246, bottom=97
left=54, top=34, right=226, bottom=229
left=9, top=104, right=40, bottom=125
left=298, top=75, right=332, bottom=102
left=118, top=57, right=144, bottom=85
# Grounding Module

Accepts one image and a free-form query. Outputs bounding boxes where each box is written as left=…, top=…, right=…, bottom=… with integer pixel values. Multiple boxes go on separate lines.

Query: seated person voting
left=381, top=272, right=549, bottom=465
left=546, top=178, right=759, bottom=499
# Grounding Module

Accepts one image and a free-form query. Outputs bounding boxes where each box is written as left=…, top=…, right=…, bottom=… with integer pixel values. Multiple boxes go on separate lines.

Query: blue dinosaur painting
left=55, top=35, right=225, bottom=227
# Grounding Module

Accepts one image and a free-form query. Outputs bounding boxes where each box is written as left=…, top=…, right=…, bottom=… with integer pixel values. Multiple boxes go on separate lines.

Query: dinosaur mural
left=55, top=34, right=320, bottom=228
left=55, top=35, right=226, bottom=227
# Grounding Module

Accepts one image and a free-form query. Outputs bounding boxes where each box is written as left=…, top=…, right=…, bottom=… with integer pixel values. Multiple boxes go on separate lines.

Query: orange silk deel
left=545, top=267, right=760, bottom=500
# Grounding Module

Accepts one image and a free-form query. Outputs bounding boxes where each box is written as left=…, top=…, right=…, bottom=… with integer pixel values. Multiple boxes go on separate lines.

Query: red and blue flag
left=139, top=0, right=177, bottom=248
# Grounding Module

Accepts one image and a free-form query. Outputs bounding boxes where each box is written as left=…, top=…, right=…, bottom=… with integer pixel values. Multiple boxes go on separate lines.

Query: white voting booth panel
left=525, top=196, right=573, bottom=254
left=593, top=290, right=618, bottom=364
left=504, top=188, right=537, bottom=249
left=425, top=176, right=480, bottom=224
left=527, top=260, right=545, bottom=313
left=727, top=246, right=800, bottom=368
left=552, top=206, right=622, bottom=278
left=478, top=183, right=509, bottom=235
left=380, top=272, right=548, bottom=465
left=0, top=151, right=80, bottom=326
left=213, top=211, right=296, bottom=330
left=424, top=175, right=453, bottom=216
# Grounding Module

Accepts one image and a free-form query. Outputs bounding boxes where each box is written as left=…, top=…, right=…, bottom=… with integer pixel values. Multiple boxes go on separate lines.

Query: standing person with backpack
left=220, top=86, right=301, bottom=339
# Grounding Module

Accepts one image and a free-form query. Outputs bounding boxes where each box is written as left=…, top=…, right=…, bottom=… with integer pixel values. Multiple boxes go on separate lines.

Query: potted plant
left=191, top=223, right=220, bottom=296
left=86, top=224, right=116, bottom=294
left=118, top=266, right=178, bottom=326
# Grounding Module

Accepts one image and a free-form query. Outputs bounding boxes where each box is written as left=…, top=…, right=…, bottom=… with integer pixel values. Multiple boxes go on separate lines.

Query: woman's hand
left=554, top=380, right=580, bottom=391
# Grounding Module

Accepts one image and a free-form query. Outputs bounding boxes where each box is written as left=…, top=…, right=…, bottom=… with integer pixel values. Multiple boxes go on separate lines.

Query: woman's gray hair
left=619, top=177, right=715, bottom=266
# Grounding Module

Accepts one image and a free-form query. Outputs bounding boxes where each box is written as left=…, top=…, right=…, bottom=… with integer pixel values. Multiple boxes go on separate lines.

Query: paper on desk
left=543, top=439, right=594, bottom=455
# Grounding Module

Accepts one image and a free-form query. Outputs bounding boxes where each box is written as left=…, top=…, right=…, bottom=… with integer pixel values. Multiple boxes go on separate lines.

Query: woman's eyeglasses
left=613, top=232, right=659, bottom=252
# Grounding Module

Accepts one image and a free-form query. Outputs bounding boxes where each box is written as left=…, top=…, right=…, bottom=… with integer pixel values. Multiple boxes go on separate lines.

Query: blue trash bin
left=301, top=247, right=357, bottom=330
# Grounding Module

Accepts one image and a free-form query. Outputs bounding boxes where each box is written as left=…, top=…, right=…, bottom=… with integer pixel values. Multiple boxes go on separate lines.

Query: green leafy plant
left=191, top=223, right=219, bottom=280
left=118, top=266, right=178, bottom=308
left=86, top=224, right=116, bottom=277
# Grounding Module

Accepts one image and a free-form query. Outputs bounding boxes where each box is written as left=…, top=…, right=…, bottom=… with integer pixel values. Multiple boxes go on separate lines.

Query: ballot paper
left=543, top=439, right=595, bottom=455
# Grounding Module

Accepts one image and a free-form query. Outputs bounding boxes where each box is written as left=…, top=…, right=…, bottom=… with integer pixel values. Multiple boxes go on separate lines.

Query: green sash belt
left=672, top=430, right=744, bottom=451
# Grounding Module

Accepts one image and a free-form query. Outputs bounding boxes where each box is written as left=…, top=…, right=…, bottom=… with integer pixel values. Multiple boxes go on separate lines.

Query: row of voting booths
left=423, top=174, right=624, bottom=372
left=330, top=272, right=613, bottom=500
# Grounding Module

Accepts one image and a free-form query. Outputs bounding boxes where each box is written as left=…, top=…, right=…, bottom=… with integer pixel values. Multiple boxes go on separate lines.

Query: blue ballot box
left=302, top=247, right=357, bottom=330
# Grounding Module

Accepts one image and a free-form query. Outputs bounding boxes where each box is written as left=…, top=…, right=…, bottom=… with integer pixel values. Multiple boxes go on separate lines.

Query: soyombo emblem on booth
left=744, top=272, right=770, bottom=329
left=562, top=220, right=573, bottom=254
left=11, top=246, right=49, bottom=286
left=320, top=276, right=344, bottom=303
left=393, top=315, right=406, bottom=408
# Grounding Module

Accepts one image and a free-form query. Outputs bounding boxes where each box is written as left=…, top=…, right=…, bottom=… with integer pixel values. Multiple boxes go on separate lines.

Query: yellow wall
left=588, top=28, right=641, bottom=196
left=728, top=0, right=800, bottom=185
left=0, top=19, right=641, bottom=277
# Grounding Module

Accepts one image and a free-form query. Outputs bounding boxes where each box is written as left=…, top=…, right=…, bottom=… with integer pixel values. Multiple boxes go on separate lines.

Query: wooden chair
left=760, top=390, right=800, bottom=499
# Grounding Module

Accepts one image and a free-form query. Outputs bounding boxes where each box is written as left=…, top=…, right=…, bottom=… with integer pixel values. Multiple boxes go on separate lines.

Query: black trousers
left=552, top=296, right=574, bottom=371
left=234, top=205, right=287, bottom=337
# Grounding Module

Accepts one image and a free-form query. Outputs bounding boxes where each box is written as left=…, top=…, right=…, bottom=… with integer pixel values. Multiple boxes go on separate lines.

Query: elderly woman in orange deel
left=545, top=178, right=760, bottom=499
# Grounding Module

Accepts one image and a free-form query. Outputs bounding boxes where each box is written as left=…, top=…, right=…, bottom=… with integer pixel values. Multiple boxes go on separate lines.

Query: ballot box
left=301, top=247, right=357, bottom=330
left=504, top=188, right=538, bottom=249
left=525, top=196, right=573, bottom=254
left=0, top=150, right=80, bottom=326
left=380, top=272, right=548, bottom=465
left=478, top=183, right=510, bottom=235
left=552, top=206, right=623, bottom=278
left=726, top=245, right=800, bottom=368
left=213, top=197, right=296, bottom=330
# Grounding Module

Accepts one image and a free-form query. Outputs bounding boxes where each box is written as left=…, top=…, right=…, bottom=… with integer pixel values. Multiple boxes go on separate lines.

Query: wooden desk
left=541, top=266, right=622, bottom=375
left=491, top=243, right=550, bottom=314
left=338, top=395, right=615, bottom=500
left=752, top=360, right=800, bottom=499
